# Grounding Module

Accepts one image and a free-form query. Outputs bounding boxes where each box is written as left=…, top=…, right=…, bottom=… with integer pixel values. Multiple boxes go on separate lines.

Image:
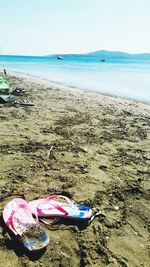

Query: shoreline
left=0, top=73, right=150, bottom=266
left=8, top=70, right=150, bottom=116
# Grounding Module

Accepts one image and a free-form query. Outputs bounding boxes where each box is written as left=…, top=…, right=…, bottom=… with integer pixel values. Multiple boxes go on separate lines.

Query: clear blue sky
left=0, top=0, right=150, bottom=55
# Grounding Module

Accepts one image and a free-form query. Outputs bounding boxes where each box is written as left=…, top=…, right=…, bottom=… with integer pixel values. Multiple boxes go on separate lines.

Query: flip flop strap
left=46, top=195, right=73, bottom=207
left=37, top=200, right=69, bottom=215
left=6, top=210, right=16, bottom=232
left=6, top=204, right=39, bottom=235
left=37, top=195, right=74, bottom=215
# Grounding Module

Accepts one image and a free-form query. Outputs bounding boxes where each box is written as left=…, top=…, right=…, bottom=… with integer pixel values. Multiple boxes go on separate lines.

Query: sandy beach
left=0, top=72, right=150, bottom=267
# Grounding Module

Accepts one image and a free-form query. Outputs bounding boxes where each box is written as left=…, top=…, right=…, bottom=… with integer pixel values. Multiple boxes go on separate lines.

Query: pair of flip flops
left=2, top=195, right=93, bottom=252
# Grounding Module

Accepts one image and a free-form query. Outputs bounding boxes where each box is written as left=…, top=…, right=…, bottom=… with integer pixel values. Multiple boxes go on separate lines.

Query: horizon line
left=1, top=49, right=150, bottom=57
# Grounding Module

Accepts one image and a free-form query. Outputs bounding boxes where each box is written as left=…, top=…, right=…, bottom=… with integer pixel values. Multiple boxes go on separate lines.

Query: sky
left=0, top=0, right=150, bottom=56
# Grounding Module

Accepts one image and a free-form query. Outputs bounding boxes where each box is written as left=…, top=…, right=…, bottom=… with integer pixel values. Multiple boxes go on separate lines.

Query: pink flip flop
left=28, top=195, right=92, bottom=220
left=3, top=198, right=49, bottom=251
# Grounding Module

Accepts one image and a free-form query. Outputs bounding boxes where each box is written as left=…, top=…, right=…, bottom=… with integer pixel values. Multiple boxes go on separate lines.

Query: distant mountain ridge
left=48, top=50, right=150, bottom=60
left=86, top=50, right=150, bottom=60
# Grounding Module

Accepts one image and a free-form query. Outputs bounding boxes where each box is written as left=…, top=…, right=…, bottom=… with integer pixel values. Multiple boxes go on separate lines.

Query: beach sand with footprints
left=0, top=73, right=150, bottom=267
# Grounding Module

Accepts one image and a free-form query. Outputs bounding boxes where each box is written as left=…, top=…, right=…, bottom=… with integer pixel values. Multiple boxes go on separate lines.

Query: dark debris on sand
left=0, top=73, right=150, bottom=267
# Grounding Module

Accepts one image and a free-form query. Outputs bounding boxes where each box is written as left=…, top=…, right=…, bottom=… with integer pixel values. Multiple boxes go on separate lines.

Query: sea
left=0, top=55, right=150, bottom=104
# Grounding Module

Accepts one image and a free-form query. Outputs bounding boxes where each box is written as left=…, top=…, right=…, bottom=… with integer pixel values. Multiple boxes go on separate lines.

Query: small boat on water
left=57, top=55, right=64, bottom=60
left=101, top=59, right=106, bottom=62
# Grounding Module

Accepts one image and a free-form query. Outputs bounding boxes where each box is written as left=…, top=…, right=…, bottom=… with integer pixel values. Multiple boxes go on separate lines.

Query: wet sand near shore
left=0, top=73, right=150, bottom=267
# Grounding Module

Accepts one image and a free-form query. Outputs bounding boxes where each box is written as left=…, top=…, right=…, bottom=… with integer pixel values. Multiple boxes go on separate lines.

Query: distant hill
left=47, top=50, right=150, bottom=60
left=86, top=50, right=150, bottom=60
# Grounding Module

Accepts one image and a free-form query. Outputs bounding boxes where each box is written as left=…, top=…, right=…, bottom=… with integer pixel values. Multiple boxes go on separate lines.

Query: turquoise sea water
left=0, top=55, right=150, bottom=104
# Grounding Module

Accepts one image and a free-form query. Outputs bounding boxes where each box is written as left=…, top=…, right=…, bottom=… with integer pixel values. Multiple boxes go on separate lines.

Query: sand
left=0, top=72, right=150, bottom=267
